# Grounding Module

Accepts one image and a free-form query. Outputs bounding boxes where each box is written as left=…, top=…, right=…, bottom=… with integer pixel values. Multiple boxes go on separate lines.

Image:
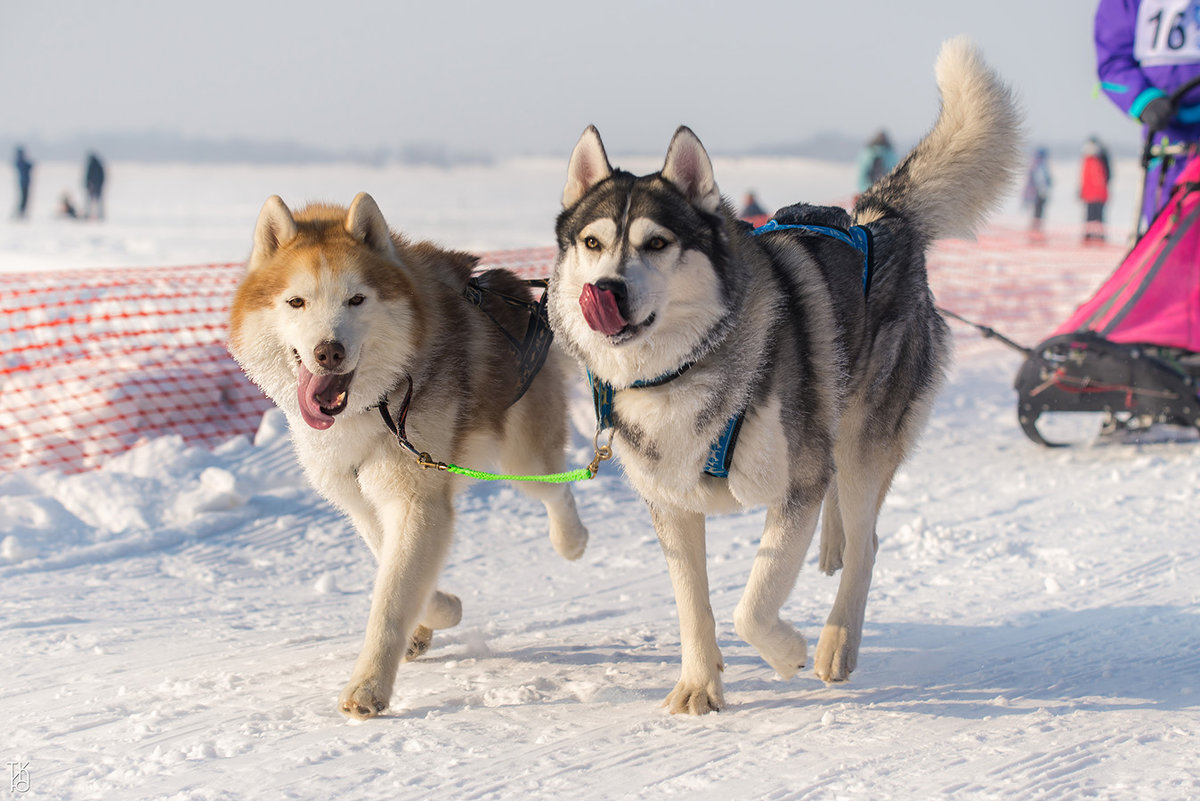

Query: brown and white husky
left=229, top=193, right=588, bottom=719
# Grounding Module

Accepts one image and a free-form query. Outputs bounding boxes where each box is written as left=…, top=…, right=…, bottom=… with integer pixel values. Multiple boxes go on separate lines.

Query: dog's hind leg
left=814, top=327, right=946, bottom=682
left=818, top=480, right=845, bottom=575
left=813, top=443, right=897, bottom=683
left=734, top=489, right=823, bottom=680
left=651, top=503, right=724, bottom=714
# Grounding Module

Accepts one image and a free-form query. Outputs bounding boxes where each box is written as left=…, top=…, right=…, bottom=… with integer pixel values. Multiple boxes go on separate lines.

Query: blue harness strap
left=702, top=412, right=744, bottom=478
left=588, top=368, right=743, bottom=478
left=589, top=368, right=616, bottom=431
left=750, top=219, right=874, bottom=298
left=588, top=219, right=872, bottom=480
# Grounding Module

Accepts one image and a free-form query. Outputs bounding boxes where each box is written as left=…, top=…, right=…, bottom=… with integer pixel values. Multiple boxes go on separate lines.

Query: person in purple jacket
left=1096, top=0, right=1200, bottom=229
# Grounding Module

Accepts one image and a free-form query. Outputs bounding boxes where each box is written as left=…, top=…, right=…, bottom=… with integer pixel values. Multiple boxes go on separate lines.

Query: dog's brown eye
left=583, top=235, right=601, bottom=251
left=287, top=297, right=305, bottom=309
left=348, top=294, right=365, bottom=306
left=645, top=236, right=669, bottom=251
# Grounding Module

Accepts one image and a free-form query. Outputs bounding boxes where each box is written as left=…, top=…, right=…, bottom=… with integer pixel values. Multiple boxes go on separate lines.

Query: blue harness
left=751, top=219, right=875, bottom=297
left=588, top=219, right=873, bottom=479
left=590, top=365, right=744, bottom=477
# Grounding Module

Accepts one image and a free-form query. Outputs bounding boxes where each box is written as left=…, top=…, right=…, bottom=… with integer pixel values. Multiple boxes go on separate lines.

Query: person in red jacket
left=1079, top=136, right=1112, bottom=242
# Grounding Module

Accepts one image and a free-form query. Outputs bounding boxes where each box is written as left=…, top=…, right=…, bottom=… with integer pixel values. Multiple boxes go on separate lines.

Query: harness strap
left=632, top=360, right=695, bottom=388
left=379, top=376, right=602, bottom=483
left=750, top=219, right=875, bottom=299
left=461, top=277, right=553, bottom=406
left=703, top=411, right=744, bottom=478
left=589, top=358, right=698, bottom=428
left=379, top=381, right=432, bottom=465
left=588, top=368, right=743, bottom=479
left=590, top=368, right=616, bottom=432
left=378, top=378, right=424, bottom=461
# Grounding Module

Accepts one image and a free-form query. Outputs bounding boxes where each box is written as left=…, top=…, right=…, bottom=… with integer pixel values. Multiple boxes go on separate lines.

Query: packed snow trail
left=3, top=361, right=1198, bottom=800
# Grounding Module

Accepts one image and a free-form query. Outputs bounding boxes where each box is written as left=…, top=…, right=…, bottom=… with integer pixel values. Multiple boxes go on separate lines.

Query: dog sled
left=1011, top=85, right=1200, bottom=447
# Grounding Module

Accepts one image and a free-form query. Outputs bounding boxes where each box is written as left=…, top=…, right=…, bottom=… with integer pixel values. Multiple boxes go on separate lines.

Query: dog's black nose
left=314, top=340, right=345, bottom=369
left=593, top=278, right=629, bottom=317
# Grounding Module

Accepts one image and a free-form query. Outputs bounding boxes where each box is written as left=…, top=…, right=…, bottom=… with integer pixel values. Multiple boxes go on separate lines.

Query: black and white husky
left=547, top=37, right=1022, bottom=713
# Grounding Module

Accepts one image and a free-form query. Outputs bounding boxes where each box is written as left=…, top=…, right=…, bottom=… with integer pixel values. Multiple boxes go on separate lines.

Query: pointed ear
left=248, top=195, right=298, bottom=273
left=563, top=125, right=613, bottom=208
left=661, top=126, right=721, bottom=214
left=345, top=192, right=396, bottom=258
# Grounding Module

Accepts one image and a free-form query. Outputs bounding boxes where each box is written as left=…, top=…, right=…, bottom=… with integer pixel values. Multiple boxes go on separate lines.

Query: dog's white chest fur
left=613, top=388, right=790, bottom=513
left=289, top=411, right=398, bottom=502
left=293, top=411, right=372, bottom=462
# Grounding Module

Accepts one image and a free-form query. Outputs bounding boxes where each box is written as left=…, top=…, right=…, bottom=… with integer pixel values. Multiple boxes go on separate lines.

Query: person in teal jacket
left=854, top=130, right=898, bottom=200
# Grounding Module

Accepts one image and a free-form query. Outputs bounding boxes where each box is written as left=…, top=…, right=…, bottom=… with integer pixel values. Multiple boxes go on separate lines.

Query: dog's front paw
left=813, top=624, right=859, bottom=683
left=338, top=678, right=390, bottom=720
left=734, top=608, right=808, bottom=680
left=550, top=518, right=588, bottom=561
left=753, top=629, right=808, bottom=680
left=663, top=678, right=724, bottom=715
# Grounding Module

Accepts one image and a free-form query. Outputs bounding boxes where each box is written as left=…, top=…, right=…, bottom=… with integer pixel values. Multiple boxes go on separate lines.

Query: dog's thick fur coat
left=229, top=193, right=588, bottom=719
left=547, top=38, right=1022, bottom=713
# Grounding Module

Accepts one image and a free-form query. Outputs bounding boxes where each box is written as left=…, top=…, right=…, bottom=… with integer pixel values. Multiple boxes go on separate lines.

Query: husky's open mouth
left=295, top=354, right=353, bottom=430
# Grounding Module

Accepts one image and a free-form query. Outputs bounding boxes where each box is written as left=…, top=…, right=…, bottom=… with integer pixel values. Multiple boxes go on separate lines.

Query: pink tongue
left=579, top=283, right=627, bottom=336
left=297, top=362, right=337, bottom=430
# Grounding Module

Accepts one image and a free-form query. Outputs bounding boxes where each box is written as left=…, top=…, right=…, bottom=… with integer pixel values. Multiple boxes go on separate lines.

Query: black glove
left=1139, top=96, right=1174, bottom=131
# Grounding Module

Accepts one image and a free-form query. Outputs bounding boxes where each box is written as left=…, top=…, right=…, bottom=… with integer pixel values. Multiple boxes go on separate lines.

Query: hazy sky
left=2, top=0, right=1132, bottom=157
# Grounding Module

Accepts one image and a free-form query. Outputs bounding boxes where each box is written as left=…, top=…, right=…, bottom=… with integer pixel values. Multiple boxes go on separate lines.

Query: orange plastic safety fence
left=0, top=232, right=1116, bottom=474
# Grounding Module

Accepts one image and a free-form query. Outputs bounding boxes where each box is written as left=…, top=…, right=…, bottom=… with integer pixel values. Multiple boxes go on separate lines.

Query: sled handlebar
left=1141, top=75, right=1200, bottom=166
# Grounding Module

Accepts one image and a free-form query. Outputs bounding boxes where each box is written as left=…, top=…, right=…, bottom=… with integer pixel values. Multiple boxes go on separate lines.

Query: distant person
left=1023, top=148, right=1053, bottom=241
left=1096, top=0, right=1200, bottom=230
left=13, top=146, right=33, bottom=219
left=854, top=130, right=898, bottom=202
left=740, top=191, right=768, bottom=225
left=58, top=192, right=78, bottom=219
left=1079, top=136, right=1111, bottom=243
left=83, top=152, right=105, bottom=220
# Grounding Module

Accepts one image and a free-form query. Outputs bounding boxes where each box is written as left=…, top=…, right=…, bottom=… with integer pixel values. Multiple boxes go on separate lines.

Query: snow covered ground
left=2, top=159, right=1197, bottom=800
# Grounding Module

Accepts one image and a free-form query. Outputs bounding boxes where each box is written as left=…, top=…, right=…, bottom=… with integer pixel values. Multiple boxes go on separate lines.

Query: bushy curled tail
left=855, top=36, right=1024, bottom=241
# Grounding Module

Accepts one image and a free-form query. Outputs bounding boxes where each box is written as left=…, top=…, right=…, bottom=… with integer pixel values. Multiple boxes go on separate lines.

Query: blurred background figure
left=1079, top=135, right=1111, bottom=243
left=58, top=192, right=79, bottom=219
left=84, top=151, right=106, bottom=220
left=854, top=129, right=897, bottom=203
left=1095, top=0, right=1200, bottom=231
left=13, top=146, right=33, bottom=219
left=1023, top=147, right=1053, bottom=241
left=740, top=190, right=769, bottom=226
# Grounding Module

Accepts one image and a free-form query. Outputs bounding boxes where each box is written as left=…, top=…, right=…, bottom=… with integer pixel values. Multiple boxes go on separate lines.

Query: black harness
left=377, top=276, right=554, bottom=448
left=460, top=276, right=554, bottom=406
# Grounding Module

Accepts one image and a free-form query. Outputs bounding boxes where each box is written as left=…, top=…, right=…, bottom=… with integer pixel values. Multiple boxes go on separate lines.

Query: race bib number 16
left=1136, top=0, right=1200, bottom=65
